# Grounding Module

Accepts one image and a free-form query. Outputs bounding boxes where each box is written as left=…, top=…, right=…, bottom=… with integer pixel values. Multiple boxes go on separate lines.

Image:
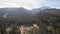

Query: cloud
left=45, top=0, right=60, bottom=8
left=0, top=0, right=41, bottom=9
left=0, top=0, right=60, bottom=10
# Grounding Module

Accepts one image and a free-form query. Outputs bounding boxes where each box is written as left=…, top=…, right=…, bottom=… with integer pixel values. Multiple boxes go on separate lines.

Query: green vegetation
left=0, top=9, right=60, bottom=34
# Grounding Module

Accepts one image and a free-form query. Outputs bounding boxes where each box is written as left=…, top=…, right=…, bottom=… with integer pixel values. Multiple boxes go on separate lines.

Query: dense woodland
left=0, top=8, right=60, bottom=34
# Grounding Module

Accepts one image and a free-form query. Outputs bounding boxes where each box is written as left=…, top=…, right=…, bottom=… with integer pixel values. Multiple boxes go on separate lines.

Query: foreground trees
left=0, top=14, right=60, bottom=34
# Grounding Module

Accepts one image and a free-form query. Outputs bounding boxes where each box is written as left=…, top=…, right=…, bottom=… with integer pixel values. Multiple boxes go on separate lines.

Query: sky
left=0, top=0, right=60, bottom=10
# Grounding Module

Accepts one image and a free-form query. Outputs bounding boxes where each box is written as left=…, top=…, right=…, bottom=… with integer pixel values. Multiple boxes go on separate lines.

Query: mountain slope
left=0, top=8, right=7, bottom=17
left=7, top=7, right=32, bottom=17
left=7, top=7, right=33, bottom=22
left=31, top=6, right=51, bottom=14
left=35, top=9, right=60, bottom=16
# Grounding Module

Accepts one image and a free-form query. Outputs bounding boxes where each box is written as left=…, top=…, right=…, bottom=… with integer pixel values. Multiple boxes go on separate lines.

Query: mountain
left=0, top=7, right=33, bottom=21
left=0, top=7, right=60, bottom=26
left=0, top=7, right=60, bottom=22
left=34, top=8, right=60, bottom=24
left=0, top=8, right=7, bottom=17
left=31, top=6, right=51, bottom=14
left=35, top=9, right=60, bottom=16
left=7, top=7, right=33, bottom=22
left=7, top=7, right=32, bottom=17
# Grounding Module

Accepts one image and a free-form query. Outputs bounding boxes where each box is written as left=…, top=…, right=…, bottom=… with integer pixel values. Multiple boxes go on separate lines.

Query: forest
left=0, top=8, right=60, bottom=34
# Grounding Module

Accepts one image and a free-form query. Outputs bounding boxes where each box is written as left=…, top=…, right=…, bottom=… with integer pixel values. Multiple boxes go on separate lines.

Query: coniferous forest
left=0, top=8, right=60, bottom=34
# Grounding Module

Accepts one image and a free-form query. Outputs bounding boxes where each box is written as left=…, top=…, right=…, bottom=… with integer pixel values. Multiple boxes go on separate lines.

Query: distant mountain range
left=0, top=6, right=60, bottom=19
left=0, top=8, right=7, bottom=17
left=30, top=6, right=51, bottom=14
left=35, top=9, right=60, bottom=16
left=7, top=7, right=32, bottom=17
left=0, top=7, right=32, bottom=17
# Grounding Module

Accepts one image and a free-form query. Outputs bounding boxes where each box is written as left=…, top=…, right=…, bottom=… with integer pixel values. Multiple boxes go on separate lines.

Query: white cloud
left=0, top=0, right=42, bottom=10
left=0, top=0, right=60, bottom=10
